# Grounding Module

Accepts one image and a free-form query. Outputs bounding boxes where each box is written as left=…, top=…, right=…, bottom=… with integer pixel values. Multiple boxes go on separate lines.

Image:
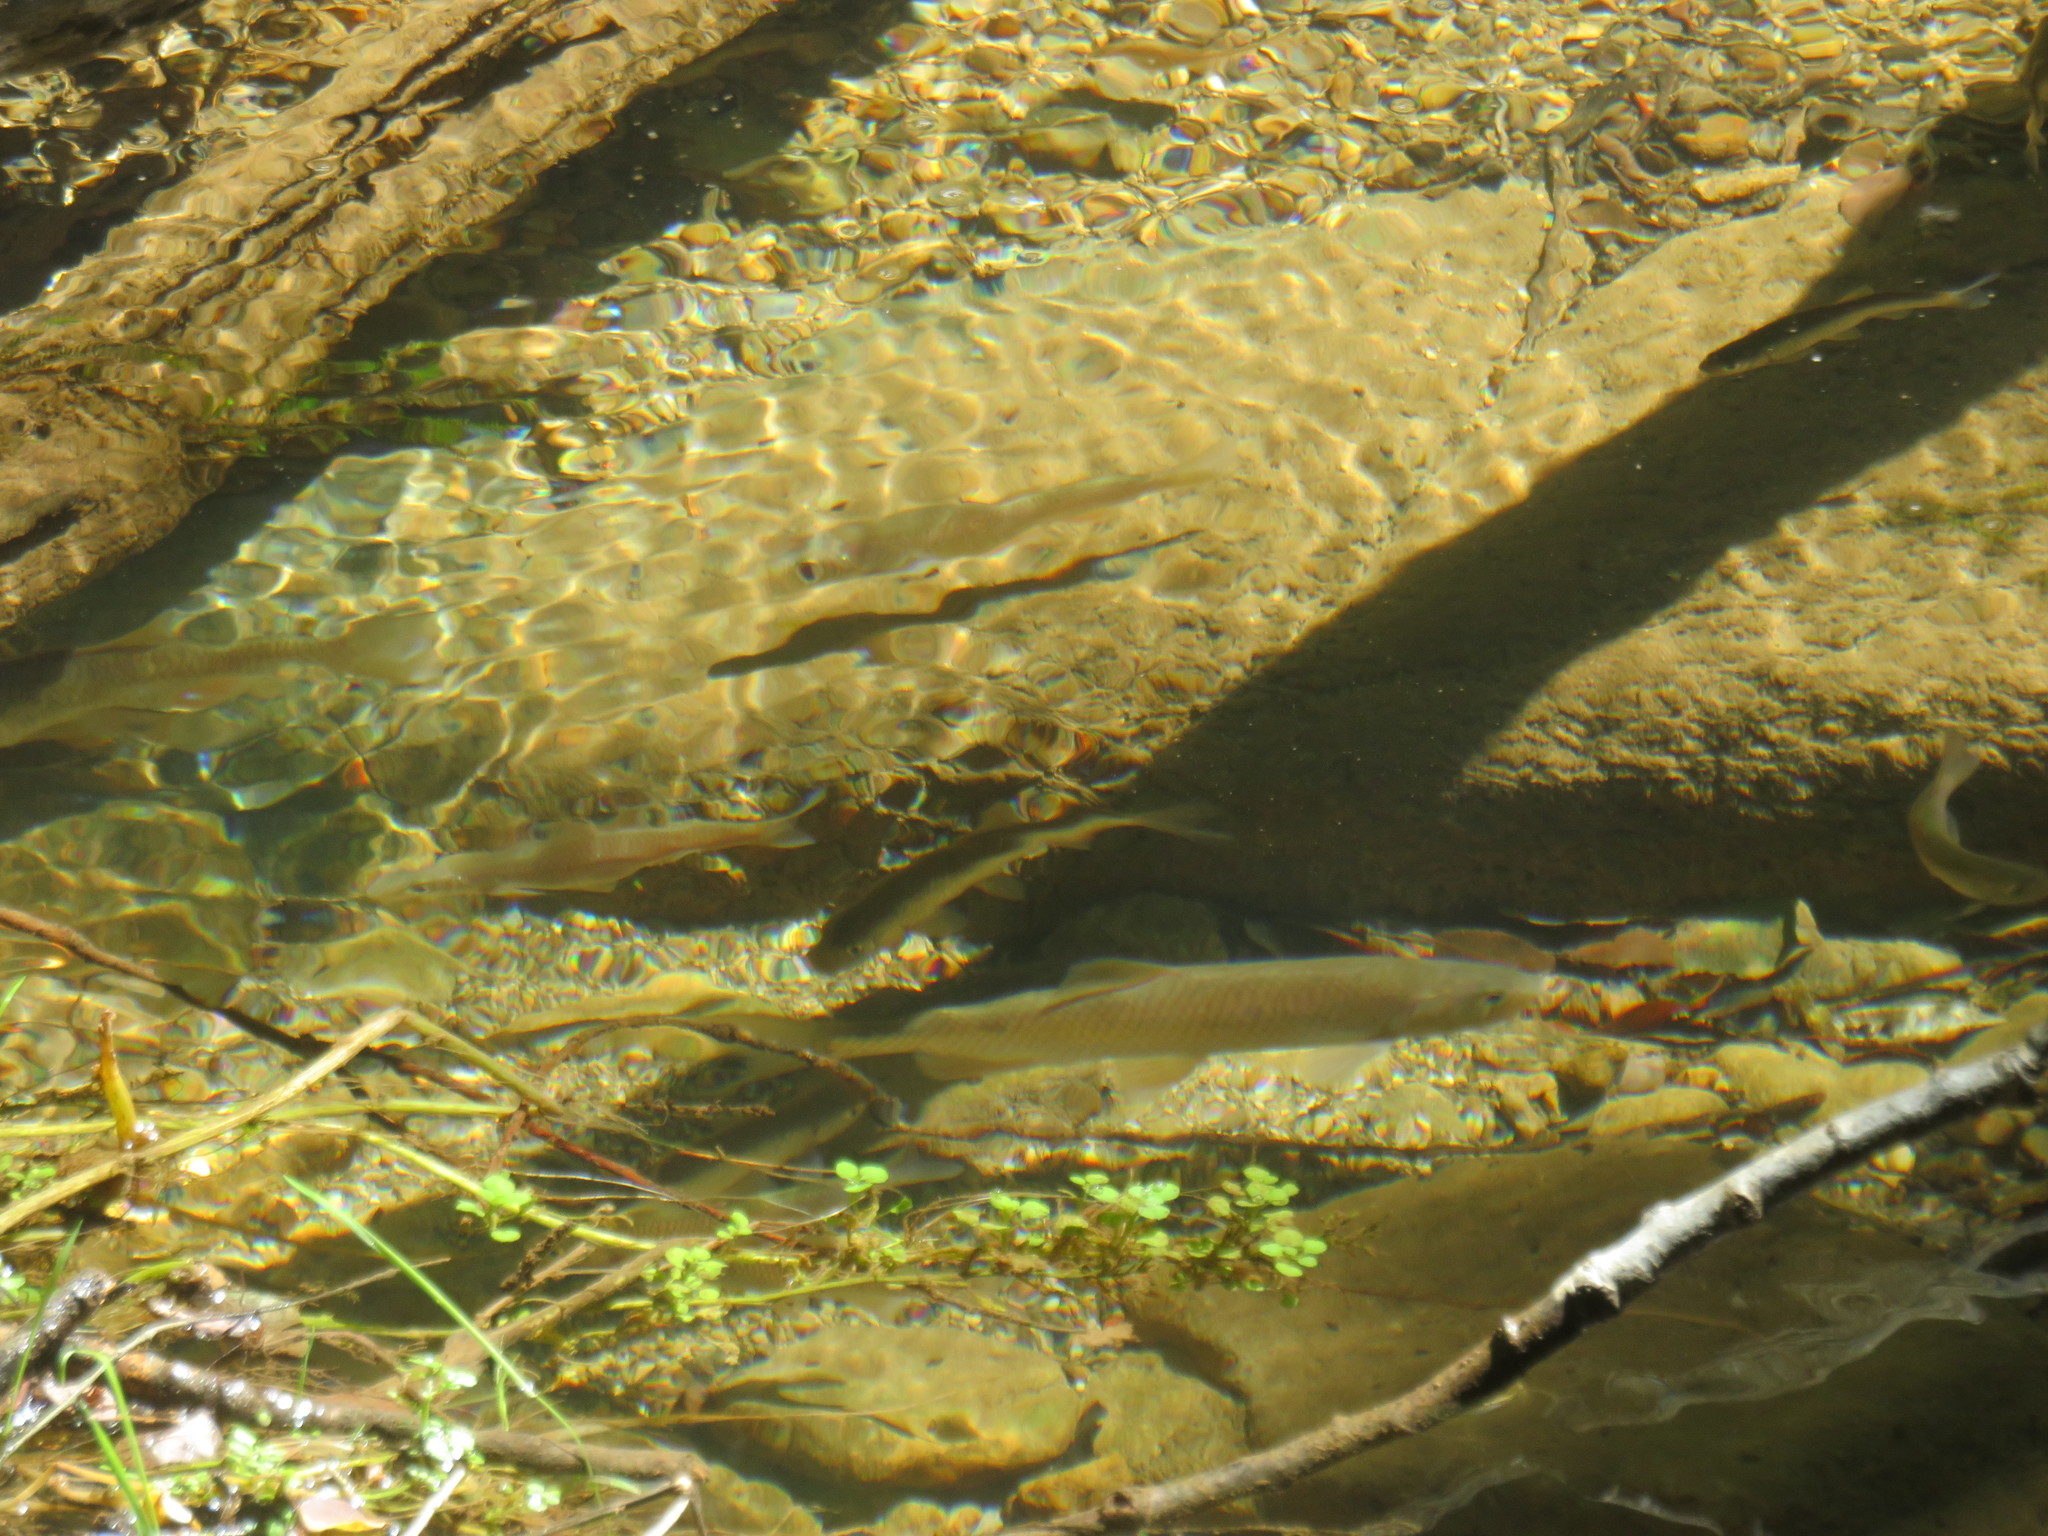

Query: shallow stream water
left=9, top=1, right=2048, bottom=1533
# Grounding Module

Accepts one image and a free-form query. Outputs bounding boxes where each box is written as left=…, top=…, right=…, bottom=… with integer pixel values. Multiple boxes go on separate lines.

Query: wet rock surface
left=1123, top=1141, right=2048, bottom=1535
left=1057, top=171, right=2048, bottom=927
left=708, top=1321, right=1086, bottom=1488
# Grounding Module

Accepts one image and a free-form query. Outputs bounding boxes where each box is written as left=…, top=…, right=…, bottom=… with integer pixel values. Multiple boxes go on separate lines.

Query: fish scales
left=837, top=954, right=1545, bottom=1078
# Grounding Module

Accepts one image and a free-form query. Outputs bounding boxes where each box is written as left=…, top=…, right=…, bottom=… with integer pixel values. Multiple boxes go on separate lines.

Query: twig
left=636, top=1476, right=699, bottom=1536
left=0, top=1270, right=117, bottom=1385
left=440, top=1242, right=674, bottom=1370
left=0, top=901, right=789, bottom=1211
left=612, top=1013, right=901, bottom=1127
left=0, top=1012, right=402, bottom=1238
left=0, top=903, right=336, bottom=1064
left=526, top=1472, right=699, bottom=1536
left=111, top=1349, right=699, bottom=1479
left=398, top=1465, right=466, bottom=1536
left=408, top=1008, right=568, bottom=1115
left=1002, top=1012, right=2048, bottom=1535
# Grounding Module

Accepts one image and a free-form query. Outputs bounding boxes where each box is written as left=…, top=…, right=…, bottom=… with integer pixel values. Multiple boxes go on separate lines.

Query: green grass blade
left=72, top=1388, right=160, bottom=1536
left=281, top=1174, right=574, bottom=1438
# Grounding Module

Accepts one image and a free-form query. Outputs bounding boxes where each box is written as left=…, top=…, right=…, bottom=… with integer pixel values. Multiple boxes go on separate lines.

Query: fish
left=368, top=791, right=822, bottom=898
left=792, top=466, right=1213, bottom=584
left=834, top=953, right=1547, bottom=1080
left=1697, top=274, right=1998, bottom=377
left=805, top=803, right=1223, bottom=975
left=0, top=609, right=441, bottom=749
left=1907, top=732, right=2048, bottom=905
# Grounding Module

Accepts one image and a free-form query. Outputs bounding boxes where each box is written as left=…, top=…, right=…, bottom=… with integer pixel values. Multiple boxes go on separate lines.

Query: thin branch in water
left=0, top=1269, right=116, bottom=1387
left=577, top=1010, right=902, bottom=1126
left=440, top=1241, right=674, bottom=1371
left=1001, top=1011, right=2048, bottom=1535
left=396, top=1465, right=466, bottom=1536
left=110, top=1349, right=700, bottom=1479
left=0, top=902, right=335, bottom=1065
left=526, top=1473, right=700, bottom=1536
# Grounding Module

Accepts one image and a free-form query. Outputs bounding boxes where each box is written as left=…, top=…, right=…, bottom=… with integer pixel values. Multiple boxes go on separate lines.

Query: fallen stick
left=0, top=1270, right=119, bottom=1385
left=112, top=1349, right=698, bottom=1480
left=1003, top=1010, right=2048, bottom=1535
left=0, top=902, right=345, bottom=1065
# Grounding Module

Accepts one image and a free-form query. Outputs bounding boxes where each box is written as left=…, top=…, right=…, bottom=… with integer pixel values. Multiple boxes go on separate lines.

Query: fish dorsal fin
left=1041, top=957, right=1175, bottom=1009
left=976, top=801, right=1031, bottom=831
left=1060, top=957, right=1172, bottom=987
left=910, top=903, right=969, bottom=937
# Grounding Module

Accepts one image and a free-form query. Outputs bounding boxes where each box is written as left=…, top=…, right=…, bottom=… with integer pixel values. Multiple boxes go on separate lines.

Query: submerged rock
left=1008, top=1350, right=1246, bottom=1517
left=1581, top=1085, right=1726, bottom=1138
left=1122, top=1140, right=2048, bottom=1533
left=1712, top=1042, right=1839, bottom=1115
left=709, top=1322, right=1085, bottom=1488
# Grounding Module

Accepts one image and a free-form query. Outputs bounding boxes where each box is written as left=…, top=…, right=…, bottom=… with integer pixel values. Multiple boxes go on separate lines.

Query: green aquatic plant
left=454, top=1171, right=538, bottom=1244
left=0, top=1149, right=54, bottom=1201
left=221, top=341, right=557, bottom=458
left=943, top=1166, right=1327, bottom=1291
left=834, top=1158, right=891, bottom=1197
left=617, top=1211, right=756, bottom=1327
left=70, top=1349, right=160, bottom=1536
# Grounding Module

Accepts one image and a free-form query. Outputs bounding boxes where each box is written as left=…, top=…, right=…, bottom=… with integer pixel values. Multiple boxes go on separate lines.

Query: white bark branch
left=1006, top=1013, right=2048, bottom=1535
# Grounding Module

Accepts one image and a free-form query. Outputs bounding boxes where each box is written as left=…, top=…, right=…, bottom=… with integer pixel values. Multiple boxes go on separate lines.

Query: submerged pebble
left=711, top=1323, right=1085, bottom=1487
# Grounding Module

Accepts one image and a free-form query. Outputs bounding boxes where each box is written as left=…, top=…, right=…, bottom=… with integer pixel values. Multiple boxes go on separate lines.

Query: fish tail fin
left=331, top=610, right=444, bottom=685
left=1127, top=802, right=1231, bottom=843
left=762, top=788, right=826, bottom=847
left=1948, top=273, right=1999, bottom=308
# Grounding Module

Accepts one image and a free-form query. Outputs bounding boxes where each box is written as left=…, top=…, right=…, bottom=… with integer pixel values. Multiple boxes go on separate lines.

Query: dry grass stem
left=0, top=1011, right=403, bottom=1238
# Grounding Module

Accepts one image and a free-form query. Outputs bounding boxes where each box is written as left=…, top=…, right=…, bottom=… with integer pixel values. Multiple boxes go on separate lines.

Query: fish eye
left=1483, top=991, right=1506, bottom=1006
left=796, top=560, right=820, bottom=583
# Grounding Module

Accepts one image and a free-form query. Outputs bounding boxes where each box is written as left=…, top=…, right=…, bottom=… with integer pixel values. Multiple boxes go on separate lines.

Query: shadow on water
left=1043, top=161, right=2048, bottom=933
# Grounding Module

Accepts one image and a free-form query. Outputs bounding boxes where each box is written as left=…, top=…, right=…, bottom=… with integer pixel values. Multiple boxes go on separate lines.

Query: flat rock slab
left=1123, top=1141, right=2048, bottom=1535
left=1098, top=170, right=2048, bottom=924
left=54, top=164, right=2048, bottom=930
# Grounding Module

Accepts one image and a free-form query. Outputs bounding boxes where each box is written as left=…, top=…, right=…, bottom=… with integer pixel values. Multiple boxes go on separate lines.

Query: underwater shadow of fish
left=708, top=533, right=1194, bottom=678
left=1069, top=162, right=2048, bottom=925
